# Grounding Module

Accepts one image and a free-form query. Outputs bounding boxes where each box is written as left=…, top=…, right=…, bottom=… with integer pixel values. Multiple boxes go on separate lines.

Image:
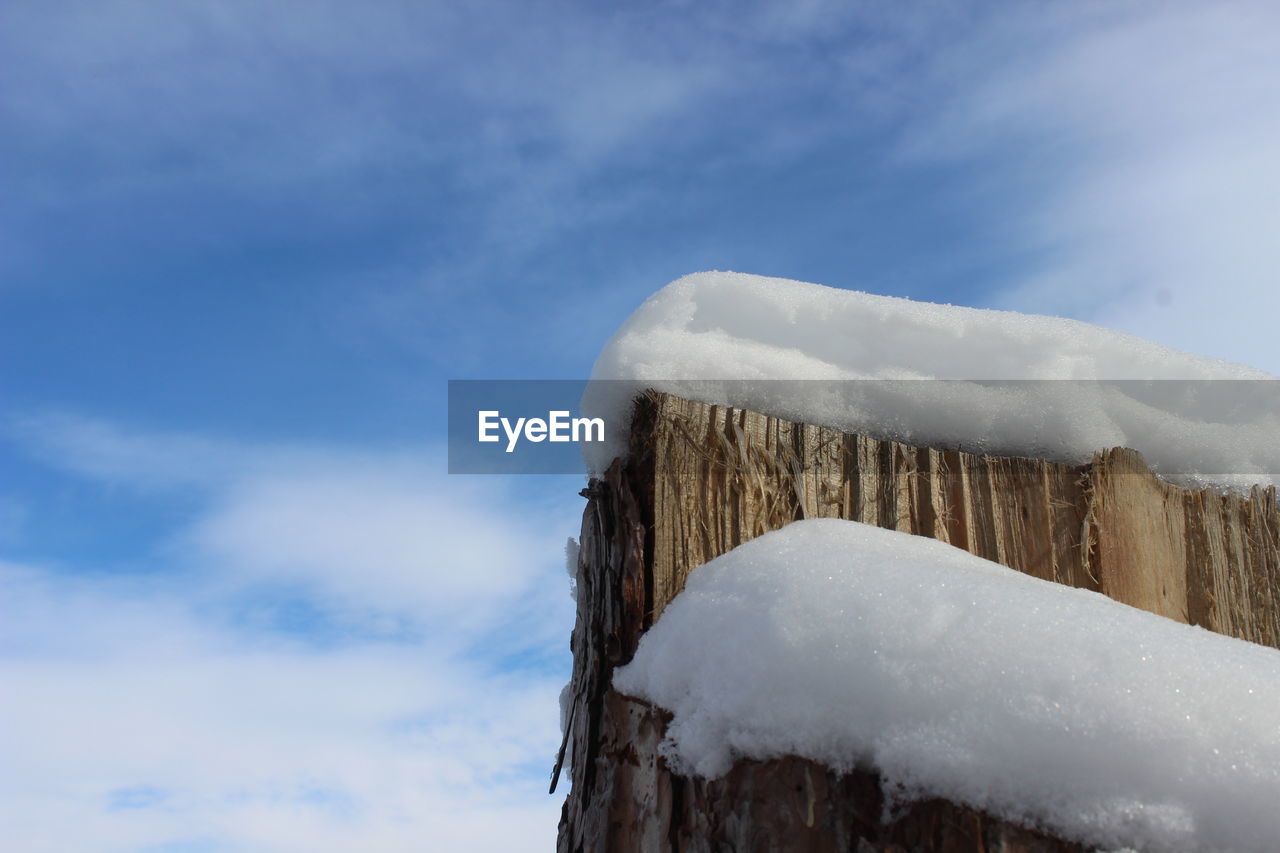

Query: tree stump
left=556, top=391, right=1280, bottom=852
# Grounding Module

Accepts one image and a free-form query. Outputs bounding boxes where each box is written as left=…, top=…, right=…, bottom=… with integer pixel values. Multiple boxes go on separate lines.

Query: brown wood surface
left=556, top=391, right=1280, bottom=852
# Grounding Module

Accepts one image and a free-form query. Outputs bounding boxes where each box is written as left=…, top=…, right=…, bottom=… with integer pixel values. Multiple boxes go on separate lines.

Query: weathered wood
left=555, top=459, right=649, bottom=847
left=588, top=691, right=1084, bottom=853
left=558, top=391, right=1280, bottom=852
left=639, top=392, right=1280, bottom=641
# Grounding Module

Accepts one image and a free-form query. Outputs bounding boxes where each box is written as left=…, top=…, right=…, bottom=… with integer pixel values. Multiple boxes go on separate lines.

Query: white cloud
left=0, top=416, right=581, bottom=851
left=0, top=562, right=564, bottom=852
left=185, top=468, right=559, bottom=629
left=8, top=412, right=245, bottom=490
left=6, top=413, right=580, bottom=640
left=5, top=1, right=732, bottom=200
left=908, top=1, right=1280, bottom=373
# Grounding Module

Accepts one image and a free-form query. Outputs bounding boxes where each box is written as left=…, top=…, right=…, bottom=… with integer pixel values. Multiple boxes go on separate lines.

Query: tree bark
left=556, top=391, right=1280, bottom=851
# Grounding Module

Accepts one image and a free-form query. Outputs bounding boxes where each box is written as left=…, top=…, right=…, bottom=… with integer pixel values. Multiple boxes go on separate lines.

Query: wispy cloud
left=8, top=412, right=247, bottom=491
left=1, top=415, right=579, bottom=850
left=185, top=467, right=563, bottom=634
left=1, top=561, right=564, bottom=852
left=7, top=412, right=580, bottom=641
left=3, top=0, right=980, bottom=361
left=905, top=0, right=1280, bottom=372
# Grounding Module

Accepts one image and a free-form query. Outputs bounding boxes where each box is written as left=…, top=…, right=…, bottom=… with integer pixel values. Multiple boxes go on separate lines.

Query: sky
left=3, top=1, right=1279, bottom=850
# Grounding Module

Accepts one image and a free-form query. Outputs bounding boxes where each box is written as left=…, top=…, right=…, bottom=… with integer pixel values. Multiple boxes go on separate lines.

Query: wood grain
left=557, top=391, right=1280, bottom=852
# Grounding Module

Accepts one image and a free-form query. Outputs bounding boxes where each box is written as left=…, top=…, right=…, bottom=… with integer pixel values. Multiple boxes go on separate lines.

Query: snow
left=582, top=272, right=1278, bottom=489
left=613, top=518, right=1280, bottom=853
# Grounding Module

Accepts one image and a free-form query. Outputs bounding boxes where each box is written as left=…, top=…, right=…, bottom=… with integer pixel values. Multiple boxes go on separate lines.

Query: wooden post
left=556, top=391, right=1280, bottom=852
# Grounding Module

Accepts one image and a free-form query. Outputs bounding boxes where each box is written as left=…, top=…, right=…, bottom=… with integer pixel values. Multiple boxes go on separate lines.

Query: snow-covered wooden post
left=555, top=390, right=1280, bottom=853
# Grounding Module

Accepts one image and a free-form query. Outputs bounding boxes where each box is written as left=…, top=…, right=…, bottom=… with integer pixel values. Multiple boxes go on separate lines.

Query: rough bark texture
left=556, top=391, right=1280, bottom=852
left=565, top=690, right=1082, bottom=853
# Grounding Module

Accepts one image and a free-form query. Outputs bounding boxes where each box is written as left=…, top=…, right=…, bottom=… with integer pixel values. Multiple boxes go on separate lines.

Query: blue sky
left=3, top=1, right=1279, bottom=850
